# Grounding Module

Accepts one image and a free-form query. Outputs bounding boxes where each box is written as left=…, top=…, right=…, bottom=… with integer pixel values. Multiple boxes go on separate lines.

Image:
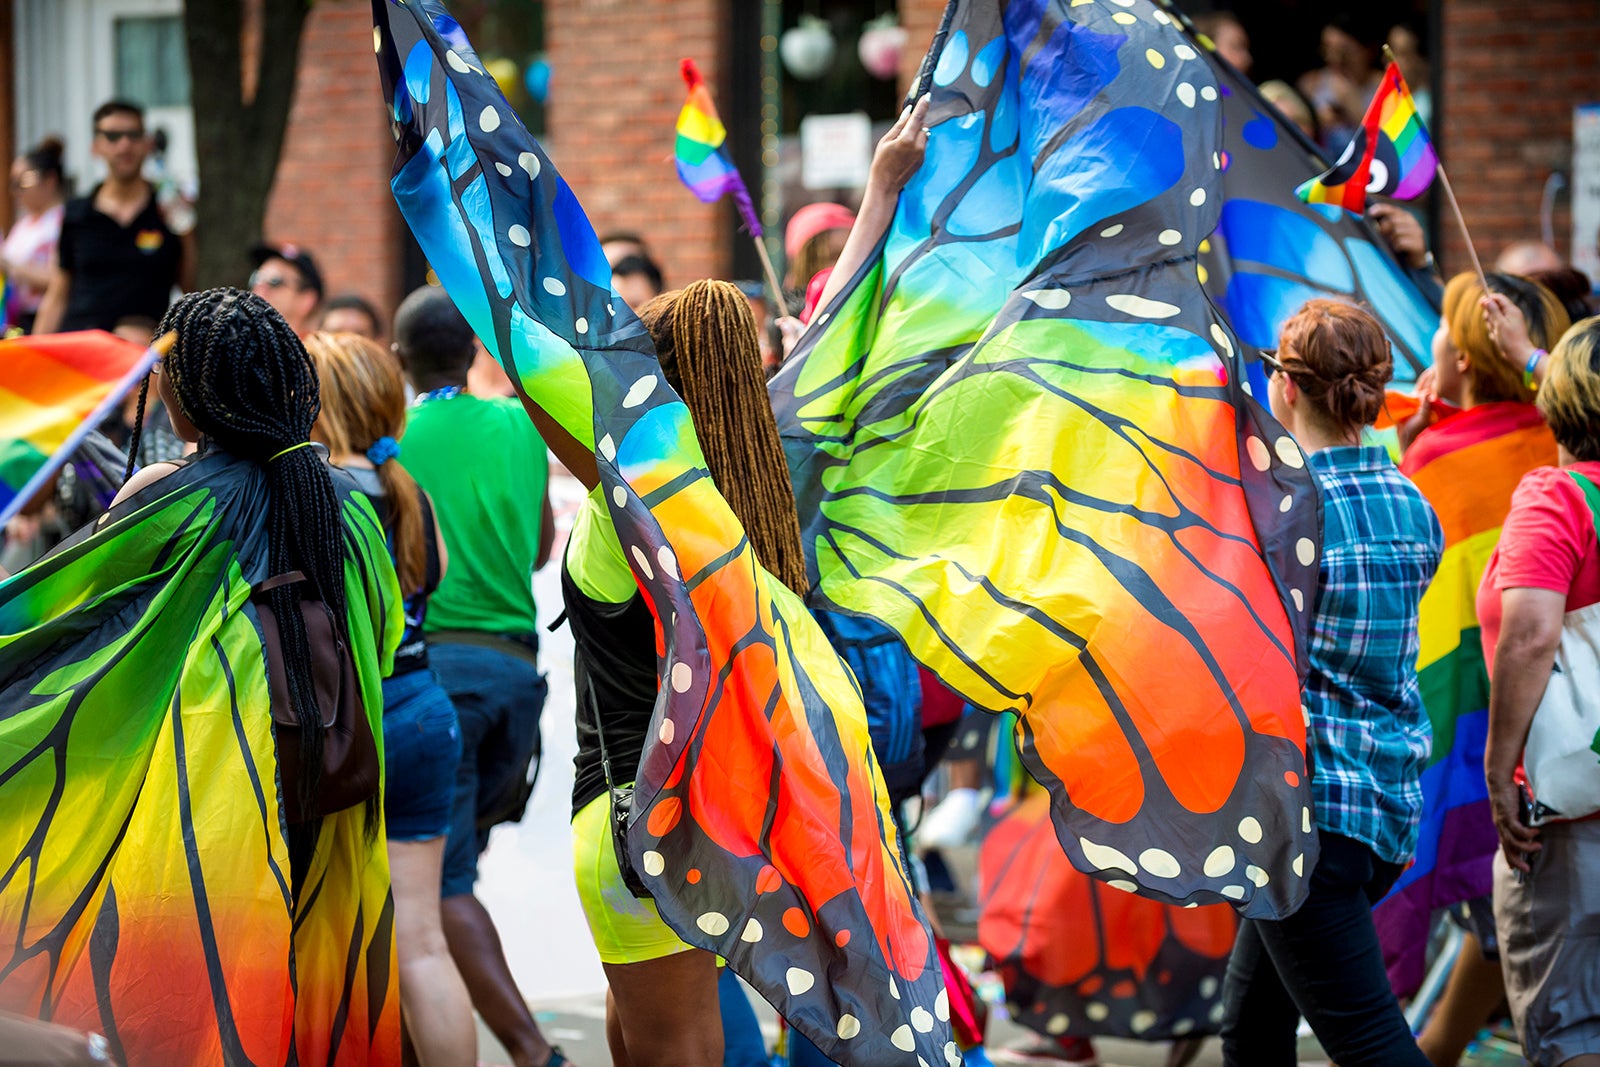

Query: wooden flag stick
left=1434, top=164, right=1489, bottom=291
left=752, top=234, right=788, bottom=318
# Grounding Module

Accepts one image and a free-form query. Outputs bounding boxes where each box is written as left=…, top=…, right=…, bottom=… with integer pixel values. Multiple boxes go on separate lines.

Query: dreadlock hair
left=134, top=288, right=348, bottom=824
left=305, top=331, right=427, bottom=594
left=637, top=280, right=810, bottom=597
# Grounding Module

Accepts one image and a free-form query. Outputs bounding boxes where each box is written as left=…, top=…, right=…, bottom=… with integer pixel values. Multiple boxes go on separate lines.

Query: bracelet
left=1523, top=348, right=1546, bottom=390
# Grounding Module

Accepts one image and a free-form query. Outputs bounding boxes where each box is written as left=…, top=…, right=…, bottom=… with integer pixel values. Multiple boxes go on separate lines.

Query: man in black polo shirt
left=33, top=100, right=192, bottom=334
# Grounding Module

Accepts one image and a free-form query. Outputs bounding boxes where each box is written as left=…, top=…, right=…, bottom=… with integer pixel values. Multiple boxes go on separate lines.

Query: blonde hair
left=1442, top=271, right=1571, bottom=405
left=304, top=331, right=428, bottom=593
left=1537, top=316, right=1600, bottom=462
left=637, top=281, right=810, bottom=596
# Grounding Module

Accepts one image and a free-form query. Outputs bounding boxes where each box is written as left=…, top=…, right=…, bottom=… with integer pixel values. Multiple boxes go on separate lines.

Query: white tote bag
left=1522, top=471, right=1600, bottom=824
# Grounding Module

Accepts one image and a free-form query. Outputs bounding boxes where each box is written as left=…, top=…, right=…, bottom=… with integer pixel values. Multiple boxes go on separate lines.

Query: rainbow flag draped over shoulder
left=1296, top=62, right=1437, bottom=213
left=0, top=454, right=404, bottom=1065
left=372, top=4, right=949, bottom=1064
left=1373, top=403, right=1557, bottom=995
left=675, top=58, right=763, bottom=236
left=773, top=0, right=1321, bottom=919
left=0, top=332, right=154, bottom=524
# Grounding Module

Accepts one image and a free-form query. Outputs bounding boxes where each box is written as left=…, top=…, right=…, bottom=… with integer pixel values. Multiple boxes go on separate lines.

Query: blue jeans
left=381, top=668, right=462, bottom=841
left=1221, top=831, right=1430, bottom=1066
left=431, top=641, right=548, bottom=898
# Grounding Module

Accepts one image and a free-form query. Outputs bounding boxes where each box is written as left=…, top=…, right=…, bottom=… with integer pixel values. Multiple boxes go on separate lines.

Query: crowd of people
left=1, top=16, right=1599, bottom=1067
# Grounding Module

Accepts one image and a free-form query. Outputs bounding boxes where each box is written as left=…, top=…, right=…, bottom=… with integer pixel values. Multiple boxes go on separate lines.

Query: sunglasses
left=250, top=271, right=303, bottom=292
left=94, top=128, right=144, bottom=144
left=1259, top=349, right=1286, bottom=376
left=10, top=172, right=40, bottom=190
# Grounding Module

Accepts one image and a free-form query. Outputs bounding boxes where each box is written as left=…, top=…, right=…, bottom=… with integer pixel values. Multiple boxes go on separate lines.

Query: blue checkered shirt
left=1305, top=446, right=1444, bottom=865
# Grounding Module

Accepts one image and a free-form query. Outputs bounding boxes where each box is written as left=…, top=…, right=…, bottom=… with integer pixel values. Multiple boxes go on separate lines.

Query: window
left=115, top=16, right=191, bottom=108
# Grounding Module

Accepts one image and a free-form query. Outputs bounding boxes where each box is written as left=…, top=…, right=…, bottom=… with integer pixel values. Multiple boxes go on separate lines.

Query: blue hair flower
left=366, top=435, right=401, bottom=466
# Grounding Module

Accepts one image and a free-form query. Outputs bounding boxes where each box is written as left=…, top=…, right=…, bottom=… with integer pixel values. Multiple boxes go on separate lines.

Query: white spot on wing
left=671, top=662, right=693, bottom=693
left=836, top=1015, right=860, bottom=1040
left=696, top=912, right=729, bottom=936
left=891, top=1025, right=915, bottom=1052
left=1204, top=845, right=1235, bottom=877
left=623, top=374, right=657, bottom=408
left=1140, top=848, right=1181, bottom=878
left=445, top=50, right=471, bottom=73
left=786, top=967, right=815, bottom=995
left=518, top=151, right=540, bottom=179
left=630, top=545, right=654, bottom=580
left=1239, top=816, right=1264, bottom=843
left=508, top=225, right=531, bottom=247
left=642, top=850, right=664, bottom=876
left=478, top=106, right=501, bottom=132
left=1080, top=837, right=1137, bottom=875
left=1107, top=294, right=1182, bottom=319
left=1023, top=288, right=1072, bottom=309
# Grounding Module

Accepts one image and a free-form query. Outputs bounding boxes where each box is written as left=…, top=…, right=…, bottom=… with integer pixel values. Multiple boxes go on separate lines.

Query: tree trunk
left=184, top=1, right=310, bottom=289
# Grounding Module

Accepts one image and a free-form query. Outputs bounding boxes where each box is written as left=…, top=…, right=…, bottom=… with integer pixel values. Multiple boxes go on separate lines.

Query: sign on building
left=1574, top=104, right=1600, bottom=285
left=800, top=112, right=873, bottom=191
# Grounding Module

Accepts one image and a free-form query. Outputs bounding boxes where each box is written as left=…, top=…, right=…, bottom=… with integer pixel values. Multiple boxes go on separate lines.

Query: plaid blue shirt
left=1305, top=446, right=1444, bottom=865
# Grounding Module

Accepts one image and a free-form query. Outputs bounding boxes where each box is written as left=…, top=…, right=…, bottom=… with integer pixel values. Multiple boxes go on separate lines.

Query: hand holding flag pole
left=674, top=59, right=787, bottom=315
left=1296, top=48, right=1488, bottom=292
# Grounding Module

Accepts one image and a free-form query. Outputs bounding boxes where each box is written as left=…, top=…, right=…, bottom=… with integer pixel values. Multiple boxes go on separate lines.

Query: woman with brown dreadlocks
left=0, top=288, right=404, bottom=1066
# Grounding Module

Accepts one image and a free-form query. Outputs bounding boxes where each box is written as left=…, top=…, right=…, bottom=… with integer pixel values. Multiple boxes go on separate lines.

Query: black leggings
left=1221, top=830, right=1430, bottom=1067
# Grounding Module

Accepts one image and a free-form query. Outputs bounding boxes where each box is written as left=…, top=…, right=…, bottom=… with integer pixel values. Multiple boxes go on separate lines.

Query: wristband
left=1523, top=348, right=1546, bottom=390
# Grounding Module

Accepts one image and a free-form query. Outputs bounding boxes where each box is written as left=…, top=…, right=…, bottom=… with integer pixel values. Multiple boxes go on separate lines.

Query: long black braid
left=138, top=289, right=350, bottom=826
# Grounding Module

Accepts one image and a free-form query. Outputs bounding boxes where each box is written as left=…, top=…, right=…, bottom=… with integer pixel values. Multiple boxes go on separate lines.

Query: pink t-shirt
left=1, top=203, right=64, bottom=314
left=1477, top=460, right=1600, bottom=673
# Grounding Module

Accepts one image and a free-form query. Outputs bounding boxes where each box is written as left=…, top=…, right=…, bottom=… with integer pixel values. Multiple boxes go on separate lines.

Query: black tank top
left=562, top=552, right=658, bottom=817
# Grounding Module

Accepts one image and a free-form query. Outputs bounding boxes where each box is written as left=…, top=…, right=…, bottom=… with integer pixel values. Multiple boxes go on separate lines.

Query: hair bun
left=1323, top=366, right=1389, bottom=429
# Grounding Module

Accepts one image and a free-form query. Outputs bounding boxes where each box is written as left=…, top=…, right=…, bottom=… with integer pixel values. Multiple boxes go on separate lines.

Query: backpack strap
left=1566, top=471, right=1600, bottom=550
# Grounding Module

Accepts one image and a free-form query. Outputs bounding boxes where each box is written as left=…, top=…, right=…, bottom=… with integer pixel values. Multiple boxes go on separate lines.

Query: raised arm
left=805, top=94, right=931, bottom=327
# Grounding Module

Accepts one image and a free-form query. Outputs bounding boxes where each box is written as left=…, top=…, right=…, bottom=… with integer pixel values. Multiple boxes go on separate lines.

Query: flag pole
left=751, top=235, right=788, bottom=318
left=1434, top=165, right=1489, bottom=292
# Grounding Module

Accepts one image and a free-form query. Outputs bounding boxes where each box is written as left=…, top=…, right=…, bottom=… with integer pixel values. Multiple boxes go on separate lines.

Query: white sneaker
left=918, top=788, right=983, bottom=849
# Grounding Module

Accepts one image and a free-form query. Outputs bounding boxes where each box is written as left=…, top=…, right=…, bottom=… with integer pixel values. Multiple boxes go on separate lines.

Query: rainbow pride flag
left=1374, top=402, right=1557, bottom=995
left=1297, top=62, right=1437, bottom=213
left=0, top=331, right=154, bottom=524
left=675, top=58, right=763, bottom=236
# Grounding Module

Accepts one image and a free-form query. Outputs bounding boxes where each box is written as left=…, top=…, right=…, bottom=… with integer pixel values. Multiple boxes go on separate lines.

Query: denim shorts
left=430, top=641, right=548, bottom=898
left=381, top=668, right=462, bottom=841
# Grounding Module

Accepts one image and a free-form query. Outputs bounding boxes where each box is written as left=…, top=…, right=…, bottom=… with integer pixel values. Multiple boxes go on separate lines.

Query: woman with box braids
left=129, top=288, right=349, bottom=823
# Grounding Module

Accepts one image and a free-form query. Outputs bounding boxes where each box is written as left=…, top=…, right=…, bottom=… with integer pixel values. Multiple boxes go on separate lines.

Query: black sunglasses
left=1258, top=349, right=1285, bottom=376
left=94, top=128, right=144, bottom=144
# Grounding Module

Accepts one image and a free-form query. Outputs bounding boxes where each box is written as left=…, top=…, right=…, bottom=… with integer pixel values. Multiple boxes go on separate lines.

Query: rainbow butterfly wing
left=1168, top=3, right=1437, bottom=386
left=773, top=0, right=1320, bottom=917
left=371, top=4, right=949, bottom=1063
left=0, top=458, right=403, bottom=1066
left=979, top=792, right=1237, bottom=1039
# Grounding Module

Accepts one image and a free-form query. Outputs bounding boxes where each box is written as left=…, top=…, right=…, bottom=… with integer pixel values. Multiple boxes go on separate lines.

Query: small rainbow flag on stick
left=0, top=331, right=161, bottom=524
left=675, top=58, right=788, bottom=308
left=1296, top=60, right=1437, bottom=213
left=675, top=58, right=763, bottom=237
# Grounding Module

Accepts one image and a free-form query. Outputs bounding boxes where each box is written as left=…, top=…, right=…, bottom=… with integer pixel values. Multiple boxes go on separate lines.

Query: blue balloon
left=524, top=57, right=551, bottom=103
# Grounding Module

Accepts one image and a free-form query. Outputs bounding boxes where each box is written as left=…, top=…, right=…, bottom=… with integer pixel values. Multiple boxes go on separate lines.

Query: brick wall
left=544, top=0, right=726, bottom=289
left=1438, top=0, right=1600, bottom=274
left=899, top=0, right=948, bottom=96
left=264, top=0, right=403, bottom=323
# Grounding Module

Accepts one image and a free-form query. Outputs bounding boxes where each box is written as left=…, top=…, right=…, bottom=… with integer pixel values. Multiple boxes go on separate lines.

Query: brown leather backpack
left=253, top=571, right=377, bottom=824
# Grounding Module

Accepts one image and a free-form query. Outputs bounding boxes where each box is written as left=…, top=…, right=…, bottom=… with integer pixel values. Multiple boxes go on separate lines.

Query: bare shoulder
left=109, top=461, right=183, bottom=507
